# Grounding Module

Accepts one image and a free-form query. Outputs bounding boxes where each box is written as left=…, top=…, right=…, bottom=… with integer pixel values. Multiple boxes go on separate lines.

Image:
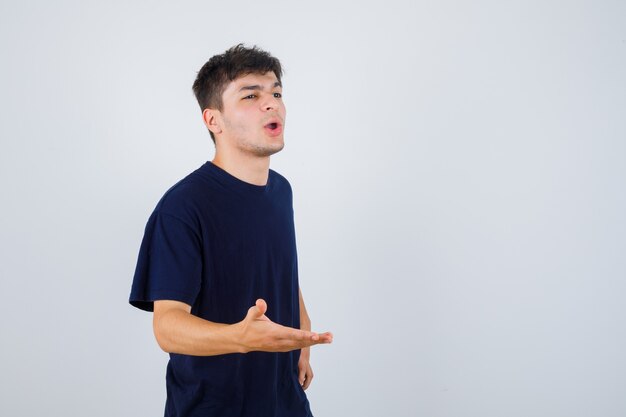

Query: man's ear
left=202, top=108, right=222, bottom=135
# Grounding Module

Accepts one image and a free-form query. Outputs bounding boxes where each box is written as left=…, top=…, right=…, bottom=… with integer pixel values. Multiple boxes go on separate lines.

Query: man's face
left=215, top=71, right=286, bottom=157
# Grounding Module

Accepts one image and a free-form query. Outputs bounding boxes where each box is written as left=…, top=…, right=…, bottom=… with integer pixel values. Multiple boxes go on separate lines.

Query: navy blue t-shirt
left=129, top=160, right=313, bottom=417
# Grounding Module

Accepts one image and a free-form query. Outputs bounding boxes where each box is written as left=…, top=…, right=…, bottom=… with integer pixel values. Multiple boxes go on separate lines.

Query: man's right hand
left=236, top=298, right=333, bottom=354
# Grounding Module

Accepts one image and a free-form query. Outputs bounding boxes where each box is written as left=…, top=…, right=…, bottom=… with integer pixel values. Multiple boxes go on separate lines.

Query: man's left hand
left=298, top=346, right=314, bottom=390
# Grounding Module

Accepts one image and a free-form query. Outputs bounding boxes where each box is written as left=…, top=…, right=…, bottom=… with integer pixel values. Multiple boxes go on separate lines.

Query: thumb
left=247, top=298, right=267, bottom=319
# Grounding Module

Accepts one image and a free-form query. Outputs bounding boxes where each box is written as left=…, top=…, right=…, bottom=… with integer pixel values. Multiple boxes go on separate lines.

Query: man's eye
left=243, top=93, right=282, bottom=100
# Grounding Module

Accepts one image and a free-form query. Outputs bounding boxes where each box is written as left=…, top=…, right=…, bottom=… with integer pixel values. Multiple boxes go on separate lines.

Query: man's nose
left=261, top=94, right=280, bottom=111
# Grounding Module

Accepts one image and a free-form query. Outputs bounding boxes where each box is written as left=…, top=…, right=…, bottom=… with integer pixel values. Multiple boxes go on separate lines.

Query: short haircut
left=192, top=43, right=284, bottom=144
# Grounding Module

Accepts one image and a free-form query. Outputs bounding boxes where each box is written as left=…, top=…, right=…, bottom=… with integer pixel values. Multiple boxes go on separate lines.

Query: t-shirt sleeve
left=129, top=210, right=202, bottom=312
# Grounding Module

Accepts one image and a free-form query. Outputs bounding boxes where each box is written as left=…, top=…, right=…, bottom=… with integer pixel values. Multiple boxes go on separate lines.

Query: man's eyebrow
left=238, top=81, right=282, bottom=92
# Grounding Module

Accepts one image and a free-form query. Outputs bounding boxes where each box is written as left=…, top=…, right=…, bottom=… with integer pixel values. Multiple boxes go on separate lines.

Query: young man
left=129, top=44, right=333, bottom=417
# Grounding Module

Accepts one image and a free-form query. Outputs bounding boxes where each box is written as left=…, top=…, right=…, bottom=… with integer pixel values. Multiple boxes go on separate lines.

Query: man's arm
left=153, top=299, right=332, bottom=356
left=153, top=300, right=243, bottom=355
left=299, top=287, right=311, bottom=331
left=298, top=287, right=325, bottom=390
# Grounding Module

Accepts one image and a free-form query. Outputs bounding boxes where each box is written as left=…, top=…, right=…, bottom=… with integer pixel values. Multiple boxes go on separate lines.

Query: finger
left=246, top=306, right=261, bottom=320
left=316, top=332, right=333, bottom=343
left=284, top=328, right=316, bottom=342
left=245, top=299, right=268, bottom=321
left=298, top=365, right=306, bottom=387
left=303, top=365, right=314, bottom=390
left=294, top=335, right=323, bottom=350
left=255, top=298, right=267, bottom=315
left=277, top=328, right=327, bottom=350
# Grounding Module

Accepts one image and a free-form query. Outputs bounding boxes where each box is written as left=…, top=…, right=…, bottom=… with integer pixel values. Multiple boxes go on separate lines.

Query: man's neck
left=211, top=153, right=271, bottom=186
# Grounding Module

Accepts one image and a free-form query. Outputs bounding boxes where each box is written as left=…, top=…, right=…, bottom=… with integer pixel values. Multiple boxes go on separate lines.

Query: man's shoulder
left=269, top=168, right=293, bottom=193
left=153, top=165, right=211, bottom=218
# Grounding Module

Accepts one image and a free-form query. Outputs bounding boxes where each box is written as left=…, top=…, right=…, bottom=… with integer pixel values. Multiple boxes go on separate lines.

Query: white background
left=1, top=1, right=625, bottom=416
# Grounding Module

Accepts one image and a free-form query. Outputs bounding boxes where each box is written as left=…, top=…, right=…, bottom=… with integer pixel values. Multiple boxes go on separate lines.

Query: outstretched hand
left=237, top=299, right=333, bottom=354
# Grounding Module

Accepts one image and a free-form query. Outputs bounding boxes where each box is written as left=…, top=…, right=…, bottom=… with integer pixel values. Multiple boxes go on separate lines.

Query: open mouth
left=263, top=119, right=283, bottom=136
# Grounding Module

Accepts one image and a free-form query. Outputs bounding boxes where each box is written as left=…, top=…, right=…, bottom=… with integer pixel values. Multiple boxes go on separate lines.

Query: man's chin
left=251, top=142, right=284, bottom=157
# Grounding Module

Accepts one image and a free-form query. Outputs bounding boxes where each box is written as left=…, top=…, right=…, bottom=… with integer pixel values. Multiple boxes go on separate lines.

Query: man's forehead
left=227, top=72, right=281, bottom=92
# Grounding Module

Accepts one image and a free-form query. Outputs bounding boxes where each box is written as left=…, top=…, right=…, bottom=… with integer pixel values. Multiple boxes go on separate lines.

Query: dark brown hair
left=192, top=43, right=284, bottom=144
